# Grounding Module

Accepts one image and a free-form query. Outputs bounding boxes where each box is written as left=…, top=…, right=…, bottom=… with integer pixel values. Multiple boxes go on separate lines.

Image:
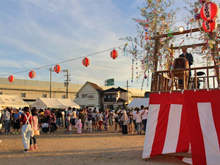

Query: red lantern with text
left=54, top=64, right=61, bottom=73
left=200, top=2, right=219, bottom=21
left=8, top=75, right=14, bottom=83
left=110, top=50, right=118, bottom=59
left=202, top=20, right=217, bottom=32
left=29, top=71, right=36, bottom=79
left=82, top=57, right=90, bottom=67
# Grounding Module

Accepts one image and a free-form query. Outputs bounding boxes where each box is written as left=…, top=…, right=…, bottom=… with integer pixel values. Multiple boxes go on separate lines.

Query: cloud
left=0, top=0, right=150, bottom=90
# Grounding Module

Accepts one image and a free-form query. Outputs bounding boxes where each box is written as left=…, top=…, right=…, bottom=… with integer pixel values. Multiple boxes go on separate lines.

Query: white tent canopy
left=127, top=98, right=149, bottom=109
left=31, top=98, right=80, bottom=109
left=0, top=95, right=29, bottom=108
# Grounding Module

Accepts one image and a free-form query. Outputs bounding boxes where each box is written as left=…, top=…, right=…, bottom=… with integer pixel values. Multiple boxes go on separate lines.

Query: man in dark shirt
left=179, top=46, right=193, bottom=68
left=78, top=110, right=85, bottom=132
left=179, top=46, right=194, bottom=86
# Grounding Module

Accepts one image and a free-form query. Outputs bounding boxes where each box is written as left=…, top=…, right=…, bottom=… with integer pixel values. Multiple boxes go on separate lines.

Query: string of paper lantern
left=6, top=44, right=124, bottom=83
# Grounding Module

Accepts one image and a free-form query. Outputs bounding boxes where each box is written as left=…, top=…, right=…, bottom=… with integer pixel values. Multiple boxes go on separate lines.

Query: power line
left=0, top=44, right=125, bottom=77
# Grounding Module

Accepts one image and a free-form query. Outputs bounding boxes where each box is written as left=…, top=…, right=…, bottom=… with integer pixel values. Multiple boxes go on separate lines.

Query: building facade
left=75, top=81, right=149, bottom=111
left=0, top=78, right=149, bottom=107
left=0, top=78, right=82, bottom=105
left=102, top=87, right=131, bottom=110
left=74, top=81, right=103, bottom=109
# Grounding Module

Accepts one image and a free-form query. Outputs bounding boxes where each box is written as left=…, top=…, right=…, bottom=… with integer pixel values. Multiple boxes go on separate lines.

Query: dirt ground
left=0, top=126, right=186, bottom=165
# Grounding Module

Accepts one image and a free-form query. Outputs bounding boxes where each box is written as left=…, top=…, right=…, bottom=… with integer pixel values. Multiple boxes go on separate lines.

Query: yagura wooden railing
left=151, top=66, right=218, bottom=92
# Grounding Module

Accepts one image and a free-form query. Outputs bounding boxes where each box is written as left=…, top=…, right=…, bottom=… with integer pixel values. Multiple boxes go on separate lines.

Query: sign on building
left=105, top=78, right=114, bottom=86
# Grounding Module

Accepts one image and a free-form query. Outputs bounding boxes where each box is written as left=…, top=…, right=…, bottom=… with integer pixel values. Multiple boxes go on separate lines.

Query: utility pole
left=63, top=69, right=70, bottom=99
left=125, top=80, right=131, bottom=107
left=49, top=68, right=52, bottom=98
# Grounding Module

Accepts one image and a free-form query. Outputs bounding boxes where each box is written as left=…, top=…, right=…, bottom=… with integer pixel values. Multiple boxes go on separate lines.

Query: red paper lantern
left=110, top=50, right=118, bottom=59
left=29, top=71, right=36, bottom=79
left=200, top=2, right=219, bottom=21
left=8, top=75, right=14, bottom=83
left=82, top=57, right=90, bottom=67
left=54, top=64, right=61, bottom=73
left=202, top=20, right=217, bottom=32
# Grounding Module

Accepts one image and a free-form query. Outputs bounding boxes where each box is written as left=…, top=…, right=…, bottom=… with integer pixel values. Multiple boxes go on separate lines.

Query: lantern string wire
left=0, top=44, right=125, bottom=77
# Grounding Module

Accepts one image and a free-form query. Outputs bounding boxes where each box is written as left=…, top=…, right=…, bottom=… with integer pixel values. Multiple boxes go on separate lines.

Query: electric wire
left=0, top=44, right=125, bottom=77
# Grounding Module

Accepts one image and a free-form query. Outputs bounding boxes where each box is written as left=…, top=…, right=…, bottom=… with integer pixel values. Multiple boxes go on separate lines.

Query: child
left=66, top=113, right=71, bottom=134
left=75, top=117, right=82, bottom=134
left=30, top=108, right=39, bottom=150
left=87, top=111, right=92, bottom=133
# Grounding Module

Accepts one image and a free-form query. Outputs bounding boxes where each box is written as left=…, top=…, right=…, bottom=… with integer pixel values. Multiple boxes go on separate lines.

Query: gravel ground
left=0, top=126, right=186, bottom=165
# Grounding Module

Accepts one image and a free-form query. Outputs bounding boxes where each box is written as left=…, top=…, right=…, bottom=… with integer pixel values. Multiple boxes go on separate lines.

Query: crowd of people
left=0, top=105, right=149, bottom=152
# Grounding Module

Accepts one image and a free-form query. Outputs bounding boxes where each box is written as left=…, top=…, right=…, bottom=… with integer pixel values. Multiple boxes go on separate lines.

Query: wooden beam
left=171, top=43, right=206, bottom=50
left=152, top=24, right=220, bottom=39
left=152, top=28, right=200, bottom=39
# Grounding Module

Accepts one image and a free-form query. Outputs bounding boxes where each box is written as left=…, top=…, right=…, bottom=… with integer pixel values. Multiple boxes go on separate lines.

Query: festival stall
left=0, top=95, right=29, bottom=108
left=127, top=98, right=149, bottom=109
left=31, top=98, right=80, bottom=109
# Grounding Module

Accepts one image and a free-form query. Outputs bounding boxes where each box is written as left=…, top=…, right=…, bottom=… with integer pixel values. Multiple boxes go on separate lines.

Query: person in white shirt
left=132, top=109, right=137, bottom=132
left=121, top=110, right=128, bottom=134
left=4, top=108, right=11, bottom=134
left=134, top=107, right=146, bottom=135
left=140, top=105, right=148, bottom=134
left=96, top=111, right=103, bottom=131
left=71, top=108, right=77, bottom=126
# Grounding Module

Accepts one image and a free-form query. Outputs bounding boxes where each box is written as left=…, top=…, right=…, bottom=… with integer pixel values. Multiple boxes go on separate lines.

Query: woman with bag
left=20, top=107, right=32, bottom=153
left=30, top=107, right=39, bottom=150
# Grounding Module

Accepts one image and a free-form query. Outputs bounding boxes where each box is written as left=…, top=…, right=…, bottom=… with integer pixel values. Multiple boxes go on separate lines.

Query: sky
left=0, top=0, right=219, bottom=90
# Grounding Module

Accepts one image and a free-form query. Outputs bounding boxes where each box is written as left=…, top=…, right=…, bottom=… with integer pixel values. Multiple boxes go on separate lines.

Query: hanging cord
left=0, top=44, right=125, bottom=77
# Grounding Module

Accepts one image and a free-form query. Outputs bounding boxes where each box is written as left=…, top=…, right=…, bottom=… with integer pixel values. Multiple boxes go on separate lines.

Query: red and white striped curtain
left=143, top=90, right=220, bottom=165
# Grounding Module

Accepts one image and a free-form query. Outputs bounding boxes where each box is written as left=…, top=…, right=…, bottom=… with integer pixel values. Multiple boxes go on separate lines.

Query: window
left=82, top=94, right=87, bottom=98
left=62, top=95, right=66, bottom=99
left=104, top=94, right=117, bottom=102
left=42, top=94, right=47, bottom=98
left=88, top=95, right=94, bottom=99
left=21, top=93, right=26, bottom=98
